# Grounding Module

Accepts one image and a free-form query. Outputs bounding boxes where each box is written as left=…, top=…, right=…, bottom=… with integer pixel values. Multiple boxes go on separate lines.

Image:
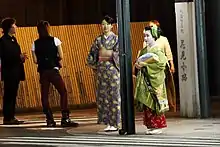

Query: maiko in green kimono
left=134, top=24, right=169, bottom=135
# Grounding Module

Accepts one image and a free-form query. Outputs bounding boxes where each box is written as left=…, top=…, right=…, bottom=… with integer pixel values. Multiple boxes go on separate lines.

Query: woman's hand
left=170, top=65, right=175, bottom=74
left=20, top=52, right=28, bottom=63
left=169, top=60, right=175, bottom=74
left=135, top=62, right=142, bottom=69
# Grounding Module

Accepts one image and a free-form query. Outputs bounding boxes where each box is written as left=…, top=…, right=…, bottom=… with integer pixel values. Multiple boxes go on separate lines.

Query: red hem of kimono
left=143, top=106, right=167, bottom=129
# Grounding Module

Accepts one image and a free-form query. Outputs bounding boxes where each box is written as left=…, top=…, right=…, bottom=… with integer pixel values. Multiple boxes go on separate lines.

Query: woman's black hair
left=157, top=27, right=163, bottom=36
left=144, top=26, right=151, bottom=31
left=144, top=26, right=160, bottom=40
left=102, top=15, right=114, bottom=24
left=1, top=17, right=16, bottom=34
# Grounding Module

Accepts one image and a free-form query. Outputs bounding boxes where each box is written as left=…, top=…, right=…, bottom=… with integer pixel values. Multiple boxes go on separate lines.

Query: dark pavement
left=0, top=109, right=219, bottom=147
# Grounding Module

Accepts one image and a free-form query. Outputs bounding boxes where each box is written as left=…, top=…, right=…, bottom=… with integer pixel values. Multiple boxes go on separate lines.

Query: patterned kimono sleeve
left=87, top=38, right=99, bottom=69
left=112, top=36, right=120, bottom=70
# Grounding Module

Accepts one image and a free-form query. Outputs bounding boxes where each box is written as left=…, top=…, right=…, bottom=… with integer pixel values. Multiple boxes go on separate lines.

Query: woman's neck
left=104, top=31, right=112, bottom=37
left=148, top=41, right=156, bottom=48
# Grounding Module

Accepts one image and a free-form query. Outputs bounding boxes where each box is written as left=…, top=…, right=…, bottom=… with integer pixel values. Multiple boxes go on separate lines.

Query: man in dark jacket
left=0, top=18, right=27, bottom=125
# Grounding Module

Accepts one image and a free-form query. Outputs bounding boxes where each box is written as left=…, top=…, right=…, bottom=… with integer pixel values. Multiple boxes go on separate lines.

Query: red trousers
left=40, top=69, right=68, bottom=113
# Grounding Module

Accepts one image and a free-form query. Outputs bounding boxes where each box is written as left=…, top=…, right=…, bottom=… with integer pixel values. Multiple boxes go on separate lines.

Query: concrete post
left=175, top=1, right=201, bottom=117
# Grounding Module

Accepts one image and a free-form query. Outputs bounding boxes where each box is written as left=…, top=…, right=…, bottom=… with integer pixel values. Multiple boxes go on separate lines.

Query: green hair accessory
left=151, top=25, right=158, bottom=39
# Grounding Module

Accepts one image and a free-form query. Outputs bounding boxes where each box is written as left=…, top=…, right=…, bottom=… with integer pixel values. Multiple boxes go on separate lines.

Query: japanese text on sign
left=179, top=10, right=188, bottom=82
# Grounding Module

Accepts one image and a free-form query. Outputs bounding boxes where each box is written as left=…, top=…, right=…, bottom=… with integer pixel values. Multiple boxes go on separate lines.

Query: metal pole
left=117, top=0, right=127, bottom=135
left=195, top=0, right=211, bottom=118
left=122, top=0, right=135, bottom=135
left=116, top=0, right=135, bottom=135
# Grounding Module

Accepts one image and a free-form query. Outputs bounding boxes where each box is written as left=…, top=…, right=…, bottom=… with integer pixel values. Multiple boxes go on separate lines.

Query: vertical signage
left=175, top=1, right=200, bottom=117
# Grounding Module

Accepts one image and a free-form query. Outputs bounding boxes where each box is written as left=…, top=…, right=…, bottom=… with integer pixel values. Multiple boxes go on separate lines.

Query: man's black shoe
left=61, top=118, right=79, bottom=127
left=46, top=120, right=56, bottom=127
left=3, top=118, right=24, bottom=125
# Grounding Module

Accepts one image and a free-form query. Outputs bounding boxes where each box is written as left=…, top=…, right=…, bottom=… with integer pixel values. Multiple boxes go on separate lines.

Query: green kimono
left=135, top=45, right=169, bottom=114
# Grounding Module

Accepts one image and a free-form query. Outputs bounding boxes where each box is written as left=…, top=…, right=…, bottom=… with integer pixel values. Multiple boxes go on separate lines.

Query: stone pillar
left=175, top=1, right=201, bottom=117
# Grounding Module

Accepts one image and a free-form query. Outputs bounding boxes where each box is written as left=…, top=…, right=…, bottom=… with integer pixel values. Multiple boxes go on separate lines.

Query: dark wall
left=0, top=0, right=65, bottom=26
left=0, top=0, right=177, bottom=63
left=0, top=0, right=178, bottom=97
left=0, top=0, right=175, bottom=25
left=205, top=0, right=220, bottom=97
left=0, top=0, right=116, bottom=26
left=0, top=0, right=177, bottom=66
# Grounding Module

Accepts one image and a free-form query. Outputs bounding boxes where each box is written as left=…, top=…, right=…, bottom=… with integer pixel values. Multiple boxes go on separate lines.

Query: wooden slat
left=0, top=22, right=147, bottom=110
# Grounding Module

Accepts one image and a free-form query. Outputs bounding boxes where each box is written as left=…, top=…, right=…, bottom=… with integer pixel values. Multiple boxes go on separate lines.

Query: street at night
left=0, top=111, right=219, bottom=147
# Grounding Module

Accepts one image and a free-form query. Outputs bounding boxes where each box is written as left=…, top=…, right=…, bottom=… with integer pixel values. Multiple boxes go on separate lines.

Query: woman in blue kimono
left=87, top=16, right=120, bottom=132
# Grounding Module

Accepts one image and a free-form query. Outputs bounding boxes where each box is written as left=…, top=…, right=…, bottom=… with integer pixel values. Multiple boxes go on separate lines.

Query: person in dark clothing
left=0, top=17, right=28, bottom=125
left=31, top=20, right=78, bottom=127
